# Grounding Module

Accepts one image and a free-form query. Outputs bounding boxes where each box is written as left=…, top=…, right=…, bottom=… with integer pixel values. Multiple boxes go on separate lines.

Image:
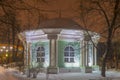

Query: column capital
left=47, top=34, right=58, bottom=39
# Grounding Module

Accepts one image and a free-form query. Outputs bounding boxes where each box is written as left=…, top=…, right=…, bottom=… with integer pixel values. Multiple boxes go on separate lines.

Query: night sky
left=0, top=0, right=120, bottom=42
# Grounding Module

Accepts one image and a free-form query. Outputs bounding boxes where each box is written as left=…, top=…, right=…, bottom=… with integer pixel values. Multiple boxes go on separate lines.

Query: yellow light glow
left=0, top=49, right=3, bottom=52
left=10, top=46, right=13, bottom=49
left=6, top=50, right=8, bottom=52
left=2, top=46, right=6, bottom=49
left=6, top=54, right=8, bottom=57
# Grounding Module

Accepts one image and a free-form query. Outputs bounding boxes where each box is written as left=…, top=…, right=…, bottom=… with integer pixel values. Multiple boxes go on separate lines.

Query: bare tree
left=0, top=0, right=47, bottom=63
left=79, top=0, right=120, bottom=77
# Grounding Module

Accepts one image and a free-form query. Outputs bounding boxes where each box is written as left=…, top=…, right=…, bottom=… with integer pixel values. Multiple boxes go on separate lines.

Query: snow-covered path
left=34, top=71, right=120, bottom=80
left=1, top=66, right=120, bottom=80
left=0, top=66, right=20, bottom=80
left=14, top=70, right=120, bottom=80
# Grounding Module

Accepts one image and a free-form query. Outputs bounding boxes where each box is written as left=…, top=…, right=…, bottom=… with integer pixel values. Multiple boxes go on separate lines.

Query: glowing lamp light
left=10, top=46, right=13, bottom=49
left=6, top=54, right=8, bottom=57
left=2, top=46, right=6, bottom=49
left=0, top=49, right=3, bottom=52
left=6, top=50, right=8, bottom=52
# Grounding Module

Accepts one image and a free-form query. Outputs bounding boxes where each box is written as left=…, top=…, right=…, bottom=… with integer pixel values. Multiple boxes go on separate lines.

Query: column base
left=82, top=66, right=92, bottom=73
left=92, top=65, right=99, bottom=71
left=47, top=67, right=59, bottom=74
left=25, top=69, right=31, bottom=77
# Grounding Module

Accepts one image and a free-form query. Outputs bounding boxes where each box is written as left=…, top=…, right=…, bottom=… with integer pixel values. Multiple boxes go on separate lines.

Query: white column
left=83, top=41, right=87, bottom=66
left=86, top=41, right=89, bottom=66
left=27, top=43, right=31, bottom=66
left=94, top=46, right=97, bottom=65
left=47, top=34, right=58, bottom=74
left=26, top=42, right=29, bottom=67
left=91, top=44, right=94, bottom=66
left=25, top=42, right=31, bottom=77
left=49, top=39, right=57, bottom=67
left=24, top=42, right=27, bottom=67
left=80, top=41, right=82, bottom=66
left=82, top=41, right=85, bottom=66
left=82, top=40, right=85, bottom=66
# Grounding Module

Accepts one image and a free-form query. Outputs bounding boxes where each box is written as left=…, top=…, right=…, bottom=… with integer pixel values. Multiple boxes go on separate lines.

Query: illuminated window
left=64, top=45, right=75, bottom=63
left=36, top=46, right=45, bottom=62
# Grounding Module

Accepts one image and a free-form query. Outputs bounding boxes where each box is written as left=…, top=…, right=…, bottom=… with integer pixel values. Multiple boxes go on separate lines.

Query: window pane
left=37, top=47, right=40, bottom=51
left=41, top=58, right=45, bottom=62
left=69, top=47, right=74, bottom=51
left=37, top=53, right=40, bottom=57
left=70, top=52, right=74, bottom=57
left=41, top=52, right=45, bottom=56
left=64, top=46, right=75, bottom=63
left=64, top=47, right=69, bottom=51
left=64, top=58, right=69, bottom=62
left=37, top=58, right=40, bottom=62
left=64, top=52, right=69, bottom=56
left=70, top=58, right=74, bottom=62
left=41, top=47, right=44, bottom=51
left=36, top=46, right=45, bottom=63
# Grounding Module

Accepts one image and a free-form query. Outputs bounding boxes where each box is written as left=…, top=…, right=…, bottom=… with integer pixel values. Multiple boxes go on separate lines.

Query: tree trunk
left=12, top=25, right=15, bottom=62
left=115, top=52, right=118, bottom=70
left=101, top=54, right=106, bottom=77
left=101, top=28, right=112, bottom=77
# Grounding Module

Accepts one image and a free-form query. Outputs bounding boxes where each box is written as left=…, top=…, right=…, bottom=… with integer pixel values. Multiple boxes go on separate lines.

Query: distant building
left=18, top=18, right=100, bottom=74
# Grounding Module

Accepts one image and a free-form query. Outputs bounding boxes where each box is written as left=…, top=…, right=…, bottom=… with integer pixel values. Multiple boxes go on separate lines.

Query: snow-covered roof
left=18, top=18, right=100, bottom=43
left=39, top=18, right=84, bottom=30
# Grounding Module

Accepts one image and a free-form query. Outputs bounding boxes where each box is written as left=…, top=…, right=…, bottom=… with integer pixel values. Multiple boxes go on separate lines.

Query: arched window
left=36, top=46, right=45, bottom=62
left=64, top=45, right=75, bottom=63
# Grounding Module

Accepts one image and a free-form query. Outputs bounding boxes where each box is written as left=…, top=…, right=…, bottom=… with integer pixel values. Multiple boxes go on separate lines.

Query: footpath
left=12, top=70, right=120, bottom=80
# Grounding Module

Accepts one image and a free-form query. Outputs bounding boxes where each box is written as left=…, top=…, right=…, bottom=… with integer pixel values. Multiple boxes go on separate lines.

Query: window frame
left=36, top=46, right=45, bottom=63
left=64, top=45, right=75, bottom=63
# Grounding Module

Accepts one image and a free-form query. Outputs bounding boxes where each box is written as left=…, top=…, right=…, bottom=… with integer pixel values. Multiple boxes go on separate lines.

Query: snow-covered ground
left=0, top=66, right=19, bottom=80
left=1, top=66, right=120, bottom=80
left=13, top=70, right=120, bottom=80
left=1, top=66, right=119, bottom=80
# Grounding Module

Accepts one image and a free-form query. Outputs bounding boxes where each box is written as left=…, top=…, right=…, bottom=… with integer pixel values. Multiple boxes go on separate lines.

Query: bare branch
left=110, top=0, right=120, bottom=29
left=96, top=1, right=110, bottom=28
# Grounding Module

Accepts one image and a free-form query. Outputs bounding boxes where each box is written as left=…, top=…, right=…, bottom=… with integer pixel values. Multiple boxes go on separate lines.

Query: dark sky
left=19, top=0, right=81, bottom=28
left=18, top=0, right=104, bottom=33
left=0, top=0, right=120, bottom=42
